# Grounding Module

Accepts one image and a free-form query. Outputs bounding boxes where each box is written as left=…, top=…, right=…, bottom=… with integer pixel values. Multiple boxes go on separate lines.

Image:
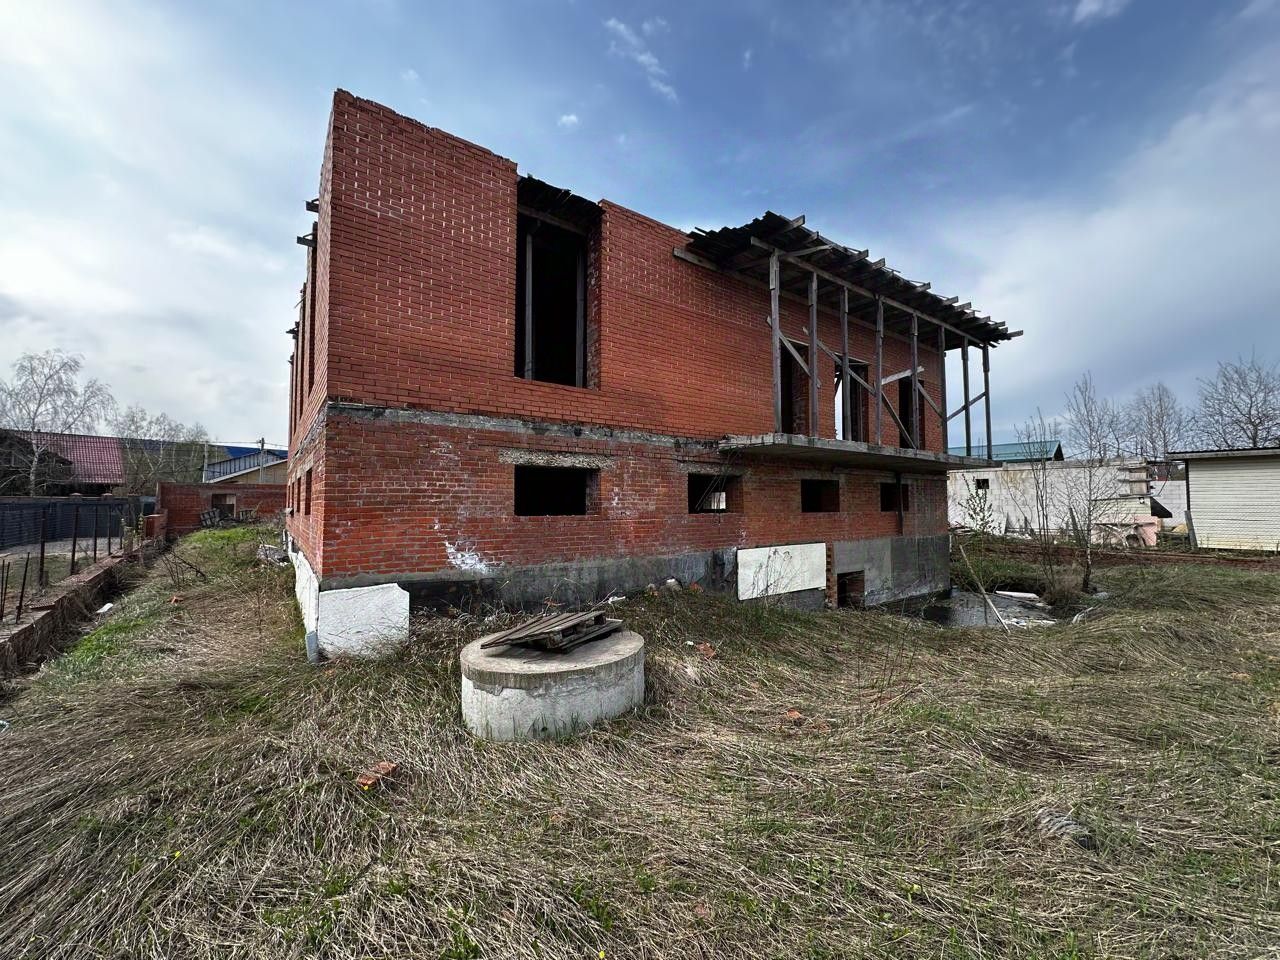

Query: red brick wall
left=295, top=90, right=943, bottom=445
left=315, top=413, right=946, bottom=581
left=158, top=483, right=285, bottom=537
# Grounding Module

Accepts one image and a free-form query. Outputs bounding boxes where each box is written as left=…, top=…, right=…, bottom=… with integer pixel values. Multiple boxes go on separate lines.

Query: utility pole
left=257, top=437, right=265, bottom=483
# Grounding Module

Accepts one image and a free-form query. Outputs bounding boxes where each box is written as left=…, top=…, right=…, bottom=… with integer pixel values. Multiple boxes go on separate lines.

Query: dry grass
left=1, top=529, right=1278, bottom=959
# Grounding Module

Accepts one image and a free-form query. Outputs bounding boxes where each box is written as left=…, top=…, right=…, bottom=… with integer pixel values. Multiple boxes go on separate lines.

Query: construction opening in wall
left=688, top=473, right=732, bottom=513
left=514, top=465, right=595, bottom=516
left=515, top=214, right=587, bottom=387
left=801, top=478, right=840, bottom=513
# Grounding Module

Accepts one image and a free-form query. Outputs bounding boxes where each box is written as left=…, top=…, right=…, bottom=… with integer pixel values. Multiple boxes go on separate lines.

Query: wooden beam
left=937, top=324, right=948, bottom=450
left=947, top=390, right=986, bottom=421
left=875, top=298, right=884, bottom=445
left=982, top=343, right=993, bottom=461
left=748, top=237, right=991, bottom=346
left=808, top=271, right=819, bottom=437
left=880, top=365, right=924, bottom=387
left=916, top=380, right=941, bottom=417
left=879, top=392, right=914, bottom=450
left=840, top=288, right=852, bottom=442
left=780, top=334, right=810, bottom=378
left=910, top=313, right=920, bottom=449
left=962, top=340, right=972, bottom=457
left=770, top=252, right=782, bottom=432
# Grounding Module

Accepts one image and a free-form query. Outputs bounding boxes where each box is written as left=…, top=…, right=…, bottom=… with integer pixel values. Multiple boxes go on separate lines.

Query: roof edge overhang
left=1168, top=446, right=1280, bottom=461
left=681, top=212, right=1016, bottom=350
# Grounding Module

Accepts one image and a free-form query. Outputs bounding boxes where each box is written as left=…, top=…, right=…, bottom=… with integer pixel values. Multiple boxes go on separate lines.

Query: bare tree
left=1062, top=373, right=1122, bottom=591
left=0, top=350, right=115, bottom=495
left=1013, top=410, right=1064, bottom=594
left=1123, top=382, right=1189, bottom=459
left=1193, top=353, right=1280, bottom=450
left=111, top=405, right=210, bottom=495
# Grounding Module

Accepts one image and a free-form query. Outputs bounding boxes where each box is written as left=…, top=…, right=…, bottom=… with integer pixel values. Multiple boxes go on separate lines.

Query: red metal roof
left=25, top=432, right=125, bottom=485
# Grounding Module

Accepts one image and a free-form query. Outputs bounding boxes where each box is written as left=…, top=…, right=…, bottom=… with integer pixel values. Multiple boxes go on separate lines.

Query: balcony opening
left=800, top=478, right=840, bottom=513
left=514, top=465, right=596, bottom=516
left=515, top=214, right=587, bottom=387
left=833, top=359, right=870, bottom=442
left=897, top=377, right=919, bottom=448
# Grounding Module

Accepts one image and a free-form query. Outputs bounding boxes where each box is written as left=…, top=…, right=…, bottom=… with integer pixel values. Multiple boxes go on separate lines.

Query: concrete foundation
left=459, top=630, right=646, bottom=741
left=288, top=537, right=410, bottom=658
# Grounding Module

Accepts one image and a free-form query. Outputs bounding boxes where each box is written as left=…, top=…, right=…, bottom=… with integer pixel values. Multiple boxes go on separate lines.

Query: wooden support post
left=523, top=230, right=535, bottom=379
left=840, top=287, right=852, bottom=442
left=962, top=339, right=972, bottom=457
left=982, top=343, right=992, bottom=460
left=874, top=297, right=884, bottom=445
left=808, top=271, right=819, bottom=437
left=937, top=324, right=948, bottom=451
left=69, top=503, right=79, bottom=576
left=909, top=313, right=920, bottom=449
left=770, top=253, right=782, bottom=433
left=575, top=246, right=586, bottom=388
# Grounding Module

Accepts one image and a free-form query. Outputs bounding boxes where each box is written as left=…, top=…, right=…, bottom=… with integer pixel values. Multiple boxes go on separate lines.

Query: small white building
left=1169, top=447, right=1280, bottom=551
left=948, top=441, right=1174, bottom=546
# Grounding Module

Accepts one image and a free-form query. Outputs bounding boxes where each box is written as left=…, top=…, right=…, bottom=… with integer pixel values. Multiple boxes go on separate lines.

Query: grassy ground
left=1, top=529, right=1278, bottom=959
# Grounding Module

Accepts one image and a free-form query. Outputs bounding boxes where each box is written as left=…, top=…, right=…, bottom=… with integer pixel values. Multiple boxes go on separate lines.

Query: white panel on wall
left=737, top=542, right=826, bottom=600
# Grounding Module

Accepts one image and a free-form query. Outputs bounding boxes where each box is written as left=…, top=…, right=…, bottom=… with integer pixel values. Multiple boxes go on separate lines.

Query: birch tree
left=1063, top=373, right=1122, bottom=591
left=0, top=351, right=115, bottom=494
left=1123, top=382, right=1189, bottom=459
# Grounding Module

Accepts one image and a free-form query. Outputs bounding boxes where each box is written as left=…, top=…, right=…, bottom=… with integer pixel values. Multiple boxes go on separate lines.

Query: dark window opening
left=304, top=468, right=313, bottom=516
left=688, top=473, right=737, bottom=513
left=212, top=493, right=236, bottom=519
left=837, top=571, right=866, bottom=609
left=975, top=478, right=990, bottom=491
left=897, top=377, right=920, bottom=448
left=515, top=215, right=587, bottom=387
left=833, top=359, right=869, bottom=442
left=514, top=465, right=596, bottom=516
left=879, top=481, right=909, bottom=513
left=801, top=478, right=840, bottom=513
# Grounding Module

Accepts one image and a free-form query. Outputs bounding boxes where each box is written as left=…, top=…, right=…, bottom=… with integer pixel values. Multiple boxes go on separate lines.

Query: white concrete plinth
left=460, top=630, right=645, bottom=741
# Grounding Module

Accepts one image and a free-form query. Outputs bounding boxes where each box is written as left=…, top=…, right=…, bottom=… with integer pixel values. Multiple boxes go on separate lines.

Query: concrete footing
left=459, top=630, right=646, bottom=741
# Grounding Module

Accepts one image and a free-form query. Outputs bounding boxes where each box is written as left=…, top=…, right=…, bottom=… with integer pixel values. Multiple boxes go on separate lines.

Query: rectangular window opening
left=837, top=571, right=866, bottom=609
left=879, top=481, right=910, bottom=513
left=688, top=473, right=736, bottom=514
left=975, top=478, right=990, bottom=491
left=800, top=478, right=840, bottom=513
left=515, top=214, right=588, bottom=387
left=304, top=468, right=313, bottom=516
left=780, top=342, right=809, bottom=433
left=514, top=465, right=596, bottom=516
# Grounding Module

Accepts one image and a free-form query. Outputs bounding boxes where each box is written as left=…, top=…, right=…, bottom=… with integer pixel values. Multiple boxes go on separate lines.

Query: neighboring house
left=0, top=431, right=125, bottom=496
left=949, top=448, right=1172, bottom=546
left=203, top=448, right=288, bottom=484
left=1168, top=447, right=1280, bottom=551
left=284, top=91, right=1019, bottom=656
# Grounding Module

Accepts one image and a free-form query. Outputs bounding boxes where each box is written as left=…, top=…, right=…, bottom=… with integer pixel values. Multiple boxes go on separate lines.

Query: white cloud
left=0, top=1, right=301, bottom=442
left=400, top=67, right=419, bottom=82
left=604, top=17, right=679, bottom=103
left=641, top=17, right=668, bottom=36
left=742, top=48, right=753, bottom=71
left=1072, top=0, right=1134, bottom=25
left=557, top=113, right=580, bottom=130
left=938, top=39, right=1280, bottom=431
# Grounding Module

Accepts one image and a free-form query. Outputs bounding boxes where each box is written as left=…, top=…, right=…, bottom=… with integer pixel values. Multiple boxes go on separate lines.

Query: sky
left=1, top=0, right=1278, bottom=446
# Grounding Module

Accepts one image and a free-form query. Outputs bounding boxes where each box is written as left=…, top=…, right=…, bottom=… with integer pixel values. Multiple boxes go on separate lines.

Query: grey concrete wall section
left=832, top=534, right=950, bottom=605
left=387, top=548, right=739, bottom=612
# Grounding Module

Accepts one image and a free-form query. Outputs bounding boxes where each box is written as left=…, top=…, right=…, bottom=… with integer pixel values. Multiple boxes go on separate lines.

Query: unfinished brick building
left=285, top=90, right=1017, bottom=655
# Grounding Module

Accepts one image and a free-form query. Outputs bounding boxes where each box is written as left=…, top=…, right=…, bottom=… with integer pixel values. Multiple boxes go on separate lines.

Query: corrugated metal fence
left=0, top=497, right=149, bottom=551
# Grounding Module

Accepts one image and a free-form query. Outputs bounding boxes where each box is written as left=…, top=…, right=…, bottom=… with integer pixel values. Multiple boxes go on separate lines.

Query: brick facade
left=159, top=483, right=285, bottom=537
left=286, top=91, right=978, bottom=616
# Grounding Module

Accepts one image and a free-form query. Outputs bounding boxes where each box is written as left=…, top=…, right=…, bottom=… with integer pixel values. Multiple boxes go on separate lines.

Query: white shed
left=1171, top=448, right=1280, bottom=551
